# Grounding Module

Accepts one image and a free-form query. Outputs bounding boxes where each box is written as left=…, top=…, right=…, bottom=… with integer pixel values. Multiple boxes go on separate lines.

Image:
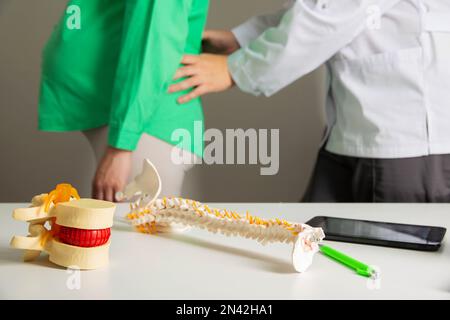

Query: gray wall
left=0, top=0, right=326, bottom=202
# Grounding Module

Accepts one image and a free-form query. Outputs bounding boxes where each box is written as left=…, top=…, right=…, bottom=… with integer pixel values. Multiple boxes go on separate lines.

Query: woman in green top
left=39, top=0, right=209, bottom=201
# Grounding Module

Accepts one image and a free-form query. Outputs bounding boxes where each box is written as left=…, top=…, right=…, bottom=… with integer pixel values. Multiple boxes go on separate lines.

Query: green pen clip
left=319, top=244, right=378, bottom=278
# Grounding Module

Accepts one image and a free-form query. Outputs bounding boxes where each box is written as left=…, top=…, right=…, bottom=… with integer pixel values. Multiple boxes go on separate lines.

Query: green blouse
left=38, top=0, right=209, bottom=157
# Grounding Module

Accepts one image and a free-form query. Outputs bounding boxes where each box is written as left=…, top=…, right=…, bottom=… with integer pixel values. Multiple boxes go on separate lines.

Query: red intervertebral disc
left=57, top=225, right=111, bottom=247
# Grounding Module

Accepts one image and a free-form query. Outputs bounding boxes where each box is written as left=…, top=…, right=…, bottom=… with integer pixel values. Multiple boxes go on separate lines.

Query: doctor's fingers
left=177, top=85, right=209, bottom=104
left=173, top=66, right=198, bottom=80
left=181, top=54, right=200, bottom=65
left=169, top=76, right=203, bottom=93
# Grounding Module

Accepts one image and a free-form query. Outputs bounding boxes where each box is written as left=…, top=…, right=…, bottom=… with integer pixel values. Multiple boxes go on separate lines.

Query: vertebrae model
left=123, top=160, right=325, bottom=273
left=10, top=184, right=115, bottom=269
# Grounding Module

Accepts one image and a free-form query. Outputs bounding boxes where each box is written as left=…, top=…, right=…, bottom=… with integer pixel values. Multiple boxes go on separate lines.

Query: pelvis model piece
left=122, top=160, right=325, bottom=273
left=10, top=184, right=115, bottom=269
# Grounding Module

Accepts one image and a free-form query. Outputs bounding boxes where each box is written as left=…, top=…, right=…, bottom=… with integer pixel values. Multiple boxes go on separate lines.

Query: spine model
left=127, top=197, right=317, bottom=246
left=10, top=184, right=116, bottom=269
left=124, top=160, right=325, bottom=273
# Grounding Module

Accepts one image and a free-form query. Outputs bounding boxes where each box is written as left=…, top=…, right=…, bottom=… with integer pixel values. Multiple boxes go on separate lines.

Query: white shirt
left=229, top=0, right=450, bottom=159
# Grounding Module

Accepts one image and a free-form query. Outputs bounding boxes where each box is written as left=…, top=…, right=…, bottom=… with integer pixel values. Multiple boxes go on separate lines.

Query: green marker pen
left=319, top=244, right=377, bottom=278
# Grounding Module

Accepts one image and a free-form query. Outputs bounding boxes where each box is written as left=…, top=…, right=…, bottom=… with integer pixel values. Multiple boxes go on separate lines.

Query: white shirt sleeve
left=232, top=1, right=295, bottom=48
left=228, top=0, right=401, bottom=97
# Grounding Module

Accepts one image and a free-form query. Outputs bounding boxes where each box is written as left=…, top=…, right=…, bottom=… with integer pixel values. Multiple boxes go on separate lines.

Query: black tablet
left=306, top=216, right=446, bottom=251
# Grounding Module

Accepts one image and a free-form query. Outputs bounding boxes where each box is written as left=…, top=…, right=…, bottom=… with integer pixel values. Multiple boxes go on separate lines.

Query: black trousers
left=303, top=148, right=450, bottom=203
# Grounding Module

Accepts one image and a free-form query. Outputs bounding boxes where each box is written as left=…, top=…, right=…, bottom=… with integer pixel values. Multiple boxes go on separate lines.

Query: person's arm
left=94, top=0, right=198, bottom=201
left=202, top=2, right=292, bottom=55
left=170, top=0, right=401, bottom=101
left=228, top=0, right=401, bottom=97
left=232, top=0, right=294, bottom=48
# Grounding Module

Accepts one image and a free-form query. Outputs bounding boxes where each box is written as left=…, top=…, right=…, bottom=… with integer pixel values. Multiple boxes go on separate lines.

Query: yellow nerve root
left=43, top=183, right=80, bottom=212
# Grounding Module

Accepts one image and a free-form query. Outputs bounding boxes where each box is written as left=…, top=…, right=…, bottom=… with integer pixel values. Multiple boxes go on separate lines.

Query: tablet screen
left=324, top=218, right=431, bottom=244
left=306, top=216, right=446, bottom=250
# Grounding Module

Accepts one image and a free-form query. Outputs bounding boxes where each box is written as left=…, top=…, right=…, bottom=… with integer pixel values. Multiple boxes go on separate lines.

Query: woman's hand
left=92, top=146, right=132, bottom=202
left=202, top=30, right=240, bottom=55
left=168, top=54, right=234, bottom=104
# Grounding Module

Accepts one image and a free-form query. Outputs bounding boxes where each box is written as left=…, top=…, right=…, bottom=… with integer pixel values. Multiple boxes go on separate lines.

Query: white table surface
left=1, top=202, right=449, bottom=300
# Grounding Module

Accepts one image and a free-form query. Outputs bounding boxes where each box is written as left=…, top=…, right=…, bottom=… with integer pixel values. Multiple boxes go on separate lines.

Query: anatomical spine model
left=10, top=184, right=115, bottom=269
left=123, top=160, right=325, bottom=273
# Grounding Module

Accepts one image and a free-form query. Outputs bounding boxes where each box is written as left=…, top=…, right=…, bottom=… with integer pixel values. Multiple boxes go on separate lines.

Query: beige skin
left=93, top=147, right=132, bottom=202
left=93, top=30, right=237, bottom=202
left=168, top=30, right=240, bottom=104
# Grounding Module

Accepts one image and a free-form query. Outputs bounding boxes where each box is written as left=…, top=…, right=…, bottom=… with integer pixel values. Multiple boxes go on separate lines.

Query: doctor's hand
left=169, top=54, right=234, bottom=104
left=92, top=146, right=132, bottom=202
left=202, top=30, right=240, bottom=55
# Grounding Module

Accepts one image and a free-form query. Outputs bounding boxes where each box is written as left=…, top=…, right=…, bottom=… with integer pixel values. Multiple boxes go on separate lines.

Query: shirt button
left=317, top=0, right=329, bottom=10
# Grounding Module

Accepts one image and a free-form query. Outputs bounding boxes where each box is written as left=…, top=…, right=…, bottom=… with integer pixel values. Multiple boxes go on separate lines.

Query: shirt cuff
left=108, top=125, right=142, bottom=151
left=228, top=49, right=261, bottom=96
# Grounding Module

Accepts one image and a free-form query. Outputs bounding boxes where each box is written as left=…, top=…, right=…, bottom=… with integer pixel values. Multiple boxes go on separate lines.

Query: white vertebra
left=124, top=160, right=324, bottom=273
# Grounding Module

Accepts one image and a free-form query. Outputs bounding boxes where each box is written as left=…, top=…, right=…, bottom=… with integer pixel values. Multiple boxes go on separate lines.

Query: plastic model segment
left=44, top=183, right=81, bottom=212
left=125, top=160, right=325, bottom=273
left=10, top=184, right=115, bottom=270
